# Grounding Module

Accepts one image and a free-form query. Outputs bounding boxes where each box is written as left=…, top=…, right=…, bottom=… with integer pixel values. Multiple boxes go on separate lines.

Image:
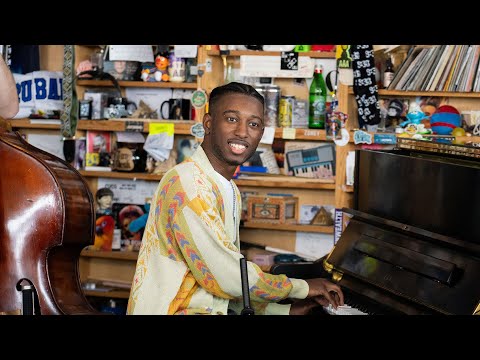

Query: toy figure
left=155, top=53, right=169, bottom=82
left=140, top=54, right=170, bottom=82
left=399, top=109, right=426, bottom=127
left=95, top=187, right=114, bottom=216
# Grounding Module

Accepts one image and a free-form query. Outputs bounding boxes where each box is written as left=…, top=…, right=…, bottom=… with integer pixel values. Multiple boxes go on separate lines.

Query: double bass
left=0, top=121, right=98, bottom=314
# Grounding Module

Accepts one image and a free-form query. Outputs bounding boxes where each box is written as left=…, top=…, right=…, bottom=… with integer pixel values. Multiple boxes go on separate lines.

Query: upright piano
left=272, top=144, right=480, bottom=315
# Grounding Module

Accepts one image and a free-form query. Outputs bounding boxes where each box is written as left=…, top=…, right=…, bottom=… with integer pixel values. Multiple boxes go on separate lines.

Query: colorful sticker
left=190, top=122, right=205, bottom=138
left=191, top=89, right=207, bottom=109
left=353, top=130, right=372, bottom=144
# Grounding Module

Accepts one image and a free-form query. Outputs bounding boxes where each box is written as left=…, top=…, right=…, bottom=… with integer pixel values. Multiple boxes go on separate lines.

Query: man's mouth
left=228, top=140, right=249, bottom=155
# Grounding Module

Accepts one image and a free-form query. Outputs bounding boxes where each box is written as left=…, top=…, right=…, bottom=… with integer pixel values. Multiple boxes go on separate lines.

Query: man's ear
left=203, top=113, right=212, bottom=135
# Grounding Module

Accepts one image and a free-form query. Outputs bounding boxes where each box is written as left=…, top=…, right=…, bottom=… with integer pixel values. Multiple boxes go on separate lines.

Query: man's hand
left=289, top=298, right=318, bottom=315
left=305, top=278, right=344, bottom=309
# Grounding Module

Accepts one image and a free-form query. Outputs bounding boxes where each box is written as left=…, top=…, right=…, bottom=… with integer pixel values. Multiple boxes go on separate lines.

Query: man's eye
left=249, top=121, right=260, bottom=127
left=226, top=117, right=237, bottom=122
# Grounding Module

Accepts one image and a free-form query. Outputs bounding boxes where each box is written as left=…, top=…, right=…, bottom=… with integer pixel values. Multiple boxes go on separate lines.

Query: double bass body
left=0, top=125, right=97, bottom=314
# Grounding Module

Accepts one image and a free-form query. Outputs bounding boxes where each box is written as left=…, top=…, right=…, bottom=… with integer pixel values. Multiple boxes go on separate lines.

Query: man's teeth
left=230, top=143, right=246, bottom=150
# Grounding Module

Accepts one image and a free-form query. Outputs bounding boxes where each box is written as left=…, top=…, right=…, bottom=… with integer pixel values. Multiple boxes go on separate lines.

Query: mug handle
left=160, top=100, right=170, bottom=119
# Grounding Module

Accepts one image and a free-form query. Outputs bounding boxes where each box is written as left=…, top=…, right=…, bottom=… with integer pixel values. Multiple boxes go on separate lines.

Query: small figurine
left=399, top=109, right=426, bottom=128
left=95, top=187, right=114, bottom=216
left=155, top=53, right=169, bottom=82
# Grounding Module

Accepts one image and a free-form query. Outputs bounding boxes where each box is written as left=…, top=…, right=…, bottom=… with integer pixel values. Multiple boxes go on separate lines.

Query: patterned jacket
left=127, top=145, right=309, bottom=315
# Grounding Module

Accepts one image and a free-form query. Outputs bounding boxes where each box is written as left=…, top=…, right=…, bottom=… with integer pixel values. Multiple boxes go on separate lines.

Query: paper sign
left=295, top=232, right=334, bottom=260
left=109, top=45, right=154, bottom=63
left=282, top=127, right=296, bottom=139
left=149, top=123, right=174, bottom=136
left=174, top=45, right=197, bottom=58
left=260, top=126, right=275, bottom=144
left=97, top=178, right=159, bottom=204
left=116, top=131, right=146, bottom=143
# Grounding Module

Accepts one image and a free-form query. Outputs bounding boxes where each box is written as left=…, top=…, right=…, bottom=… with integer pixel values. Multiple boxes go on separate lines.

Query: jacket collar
left=190, top=145, right=216, bottom=177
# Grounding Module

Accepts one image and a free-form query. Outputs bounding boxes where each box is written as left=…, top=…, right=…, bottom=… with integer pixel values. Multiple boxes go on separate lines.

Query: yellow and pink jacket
left=127, top=145, right=308, bottom=315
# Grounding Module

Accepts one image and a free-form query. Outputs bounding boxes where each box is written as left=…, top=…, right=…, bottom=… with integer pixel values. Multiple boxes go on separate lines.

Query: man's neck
left=201, top=145, right=236, bottom=180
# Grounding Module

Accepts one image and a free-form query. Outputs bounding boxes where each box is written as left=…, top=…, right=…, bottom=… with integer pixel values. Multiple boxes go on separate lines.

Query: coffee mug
left=160, top=99, right=191, bottom=120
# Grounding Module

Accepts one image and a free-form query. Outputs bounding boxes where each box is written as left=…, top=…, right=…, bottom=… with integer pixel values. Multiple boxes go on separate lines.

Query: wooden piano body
left=273, top=147, right=480, bottom=315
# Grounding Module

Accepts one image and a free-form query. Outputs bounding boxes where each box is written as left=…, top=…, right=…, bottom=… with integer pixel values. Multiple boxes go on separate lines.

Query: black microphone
left=240, top=257, right=254, bottom=315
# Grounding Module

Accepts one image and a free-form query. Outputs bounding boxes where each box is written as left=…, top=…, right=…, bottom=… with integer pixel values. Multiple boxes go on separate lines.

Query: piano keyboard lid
left=326, top=209, right=480, bottom=315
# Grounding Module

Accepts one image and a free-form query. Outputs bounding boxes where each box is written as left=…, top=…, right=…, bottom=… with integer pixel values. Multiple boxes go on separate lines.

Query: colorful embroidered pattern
left=127, top=146, right=302, bottom=315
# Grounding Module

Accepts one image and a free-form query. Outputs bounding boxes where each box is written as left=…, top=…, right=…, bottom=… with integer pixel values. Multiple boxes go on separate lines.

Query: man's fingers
left=327, top=284, right=344, bottom=306
left=331, top=290, right=344, bottom=306
left=322, top=290, right=338, bottom=309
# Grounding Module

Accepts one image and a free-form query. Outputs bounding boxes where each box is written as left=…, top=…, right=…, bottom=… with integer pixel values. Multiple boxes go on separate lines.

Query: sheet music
left=109, top=45, right=154, bottom=63
left=295, top=232, right=334, bottom=260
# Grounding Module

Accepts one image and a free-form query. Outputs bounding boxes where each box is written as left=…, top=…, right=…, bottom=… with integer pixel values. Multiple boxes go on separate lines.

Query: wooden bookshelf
left=235, top=175, right=335, bottom=190
left=81, top=248, right=139, bottom=261
left=242, top=222, right=334, bottom=234
left=79, top=170, right=163, bottom=181
left=77, top=119, right=196, bottom=134
left=207, top=50, right=336, bottom=59
left=80, top=170, right=336, bottom=190
left=83, top=289, right=130, bottom=299
left=274, top=128, right=329, bottom=141
left=77, top=79, right=198, bottom=89
left=7, top=119, right=197, bottom=134
left=9, top=119, right=331, bottom=142
left=8, top=118, right=61, bottom=129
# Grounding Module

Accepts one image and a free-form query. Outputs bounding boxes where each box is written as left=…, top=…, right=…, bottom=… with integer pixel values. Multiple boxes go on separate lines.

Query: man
left=127, top=82, right=344, bottom=315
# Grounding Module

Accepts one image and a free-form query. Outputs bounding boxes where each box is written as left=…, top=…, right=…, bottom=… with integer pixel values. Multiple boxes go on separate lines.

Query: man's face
left=205, top=93, right=264, bottom=166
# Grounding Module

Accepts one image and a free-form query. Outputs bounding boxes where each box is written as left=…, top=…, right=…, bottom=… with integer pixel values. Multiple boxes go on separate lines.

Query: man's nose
left=234, top=120, right=249, bottom=138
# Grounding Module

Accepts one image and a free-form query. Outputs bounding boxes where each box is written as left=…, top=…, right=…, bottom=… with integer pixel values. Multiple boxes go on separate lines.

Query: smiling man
left=127, top=82, right=343, bottom=315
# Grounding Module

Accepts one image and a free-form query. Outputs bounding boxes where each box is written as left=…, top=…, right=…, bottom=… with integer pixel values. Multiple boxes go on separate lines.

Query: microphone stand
left=239, top=257, right=254, bottom=315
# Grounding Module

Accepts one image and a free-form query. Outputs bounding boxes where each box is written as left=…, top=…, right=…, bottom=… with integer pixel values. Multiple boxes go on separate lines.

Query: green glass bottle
left=308, top=64, right=327, bottom=129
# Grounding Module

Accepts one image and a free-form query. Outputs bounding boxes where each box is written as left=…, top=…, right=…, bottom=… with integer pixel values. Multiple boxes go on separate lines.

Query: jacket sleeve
left=166, top=180, right=309, bottom=303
